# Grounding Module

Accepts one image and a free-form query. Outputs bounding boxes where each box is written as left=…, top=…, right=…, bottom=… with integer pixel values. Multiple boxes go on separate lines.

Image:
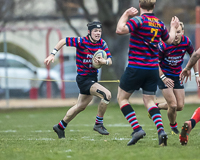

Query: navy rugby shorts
left=158, top=75, right=184, bottom=89
left=119, top=67, right=159, bottom=95
left=76, top=74, right=97, bottom=95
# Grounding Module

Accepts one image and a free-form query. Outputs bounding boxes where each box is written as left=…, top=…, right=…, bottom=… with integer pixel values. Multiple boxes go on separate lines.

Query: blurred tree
left=0, top=0, right=15, bottom=28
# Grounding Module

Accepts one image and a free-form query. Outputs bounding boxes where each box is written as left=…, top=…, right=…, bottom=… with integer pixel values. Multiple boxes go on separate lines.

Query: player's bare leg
left=63, top=94, right=93, bottom=123
left=157, top=102, right=168, bottom=110
left=53, top=94, right=93, bottom=138
left=90, top=83, right=111, bottom=135
left=162, top=88, right=180, bottom=134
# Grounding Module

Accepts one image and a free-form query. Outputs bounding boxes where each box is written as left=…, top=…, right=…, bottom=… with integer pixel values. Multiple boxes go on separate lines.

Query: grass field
left=0, top=103, right=200, bottom=160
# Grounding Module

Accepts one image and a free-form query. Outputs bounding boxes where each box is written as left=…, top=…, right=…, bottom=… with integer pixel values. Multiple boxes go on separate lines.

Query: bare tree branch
left=77, top=0, right=92, bottom=22
left=55, top=0, right=81, bottom=37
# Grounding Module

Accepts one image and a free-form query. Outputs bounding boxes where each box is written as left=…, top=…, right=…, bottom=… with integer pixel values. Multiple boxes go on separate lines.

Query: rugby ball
left=92, top=50, right=107, bottom=69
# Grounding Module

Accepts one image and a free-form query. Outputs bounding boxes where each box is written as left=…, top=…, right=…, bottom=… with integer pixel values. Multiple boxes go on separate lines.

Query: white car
left=0, top=52, right=62, bottom=98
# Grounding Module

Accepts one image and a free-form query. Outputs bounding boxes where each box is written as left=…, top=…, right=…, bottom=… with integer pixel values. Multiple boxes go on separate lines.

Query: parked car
left=52, top=61, right=102, bottom=97
left=0, top=52, right=62, bottom=98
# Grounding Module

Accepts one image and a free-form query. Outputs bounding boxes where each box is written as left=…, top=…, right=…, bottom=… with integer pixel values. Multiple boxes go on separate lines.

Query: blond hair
left=139, top=0, right=156, bottom=10
left=179, top=22, right=184, bottom=30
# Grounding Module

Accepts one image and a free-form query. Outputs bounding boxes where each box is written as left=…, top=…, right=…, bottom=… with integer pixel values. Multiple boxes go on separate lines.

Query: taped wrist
left=195, top=72, right=199, bottom=77
left=51, top=48, right=58, bottom=55
left=160, top=74, right=166, bottom=81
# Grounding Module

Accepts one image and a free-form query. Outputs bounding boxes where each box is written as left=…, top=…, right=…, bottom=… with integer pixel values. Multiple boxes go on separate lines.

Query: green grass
left=0, top=103, right=200, bottom=160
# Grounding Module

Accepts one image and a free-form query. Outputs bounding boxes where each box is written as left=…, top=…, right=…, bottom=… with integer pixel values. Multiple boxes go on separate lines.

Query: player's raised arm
left=116, top=7, right=138, bottom=35
left=164, top=16, right=180, bottom=45
left=44, top=38, right=66, bottom=65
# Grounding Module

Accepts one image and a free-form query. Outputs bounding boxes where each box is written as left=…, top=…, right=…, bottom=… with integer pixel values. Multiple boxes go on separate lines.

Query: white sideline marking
left=81, top=136, right=95, bottom=141
left=26, top=138, right=55, bottom=141
left=0, top=130, right=16, bottom=132
left=32, top=130, right=51, bottom=132
left=65, top=149, right=72, bottom=152
left=113, top=137, right=130, bottom=141
left=69, top=130, right=80, bottom=132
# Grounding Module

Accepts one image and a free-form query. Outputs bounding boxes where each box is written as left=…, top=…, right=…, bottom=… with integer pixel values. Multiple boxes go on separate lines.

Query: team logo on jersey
left=84, top=49, right=89, bottom=52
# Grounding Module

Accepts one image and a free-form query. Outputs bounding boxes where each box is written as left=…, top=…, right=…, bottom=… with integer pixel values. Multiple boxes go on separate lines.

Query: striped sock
left=148, top=106, right=164, bottom=134
left=58, top=120, right=67, bottom=130
left=95, top=115, right=103, bottom=125
left=170, top=122, right=178, bottom=129
left=120, top=104, right=141, bottom=132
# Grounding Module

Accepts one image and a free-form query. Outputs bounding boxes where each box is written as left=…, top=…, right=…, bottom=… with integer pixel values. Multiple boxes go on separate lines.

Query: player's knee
left=96, top=89, right=111, bottom=104
left=177, top=104, right=184, bottom=111
left=102, top=91, right=111, bottom=104
left=106, top=90, right=111, bottom=101
left=169, top=105, right=177, bottom=111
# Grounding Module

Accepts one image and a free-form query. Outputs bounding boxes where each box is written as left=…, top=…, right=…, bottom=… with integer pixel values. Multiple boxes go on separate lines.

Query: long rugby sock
left=189, top=107, right=200, bottom=129
left=58, top=120, right=68, bottom=130
left=95, top=115, right=103, bottom=125
left=170, top=122, right=178, bottom=129
left=148, top=106, right=164, bottom=134
left=120, top=104, right=142, bottom=132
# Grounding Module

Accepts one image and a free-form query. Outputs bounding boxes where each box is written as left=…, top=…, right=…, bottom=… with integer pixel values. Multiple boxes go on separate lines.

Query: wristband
left=185, top=67, right=191, bottom=71
left=160, top=74, right=166, bottom=81
left=51, top=48, right=58, bottom=55
left=106, top=59, right=109, bottom=65
left=195, top=72, right=199, bottom=77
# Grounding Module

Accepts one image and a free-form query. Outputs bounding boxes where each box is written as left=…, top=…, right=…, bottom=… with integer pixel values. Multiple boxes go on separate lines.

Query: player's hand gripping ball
left=92, top=50, right=107, bottom=69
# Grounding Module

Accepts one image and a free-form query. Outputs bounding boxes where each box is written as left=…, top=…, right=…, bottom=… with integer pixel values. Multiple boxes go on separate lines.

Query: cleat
left=127, top=129, right=146, bottom=146
left=179, top=123, right=189, bottom=145
left=53, top=124, right=65, bottom=138
left=171, top=128, right=180, bottom=135
left=158, top=130, right=168, bottom=146
left=93, top=124, right=109, bottom=135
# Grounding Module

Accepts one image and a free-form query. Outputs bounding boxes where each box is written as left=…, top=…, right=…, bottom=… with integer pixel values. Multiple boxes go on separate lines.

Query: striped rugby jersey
left=158, top=35, right=194, bottom=76
left=126, top=13, right=169, bottom=70
left=66, top=35, right=111, bottom=76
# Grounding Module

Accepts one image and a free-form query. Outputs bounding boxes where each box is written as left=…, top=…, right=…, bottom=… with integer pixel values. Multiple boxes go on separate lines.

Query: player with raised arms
left=44, top=21, right=112, bottom=138
left=116, top=0, right=179, bottom=146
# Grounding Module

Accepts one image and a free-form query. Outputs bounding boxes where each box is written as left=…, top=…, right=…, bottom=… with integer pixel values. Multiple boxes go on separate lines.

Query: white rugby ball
left=92, top=50, right=107, bottom=69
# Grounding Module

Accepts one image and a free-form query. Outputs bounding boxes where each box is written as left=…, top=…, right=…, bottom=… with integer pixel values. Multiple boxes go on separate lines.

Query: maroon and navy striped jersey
left=158, top=35, right=194, bottom=76
left=126, top=13, right=169, bottom=70
left=66, top=36, right=111, bottom=76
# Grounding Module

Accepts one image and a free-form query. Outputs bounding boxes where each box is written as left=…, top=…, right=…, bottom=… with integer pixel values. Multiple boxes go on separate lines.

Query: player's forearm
left=54, top=39, right=66, bottom=51
left=51, top=39, right=66, bottom=56
left=166, top=27, right=176, bottom=45
left=116, top=11, right=129, bottom=34
left=186, top=52, right=200, bottom=70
